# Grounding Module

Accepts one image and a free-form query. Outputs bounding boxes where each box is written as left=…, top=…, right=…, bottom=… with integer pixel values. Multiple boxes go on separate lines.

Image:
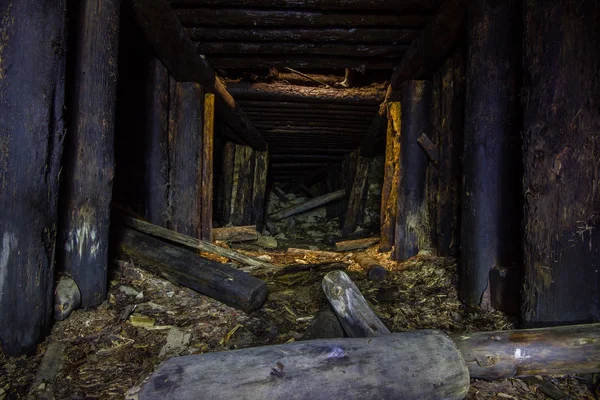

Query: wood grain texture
left=213, top=226, right=258, bottom=242
left=269, top=190, right=346, bottom=221
left=379, top=102, right=401, bottom=252
left=169, top=0, right=437, bottom=12
left=342, top=157, right=371, bottom=237
left=252, top=151, right=269, bottom=231
left=201, top=93, right=214, bottom=242
left=231, top=145, right=255, bottom=226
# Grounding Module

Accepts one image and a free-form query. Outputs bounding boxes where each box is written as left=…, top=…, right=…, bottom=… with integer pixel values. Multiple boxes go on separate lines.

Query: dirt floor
left=1, top=239, right=597, bottom=399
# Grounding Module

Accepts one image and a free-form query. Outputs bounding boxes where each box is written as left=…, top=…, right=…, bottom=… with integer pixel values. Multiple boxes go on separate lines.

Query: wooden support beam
left=208, top=56, right=395, bottom=70
left=132, top=332, right=470, bottom=400
left=256, top=123, right=369, bottom=131
left=390, top=0, right=470, bottom=89
left=216, top=141, right=235, bottom=225
left=393, top=81, right=433, bottom=261
left=176, top=8, right=431, bottom=28
left=269, top=190, right=346, bottom=221
left=227, top=83, right=385, bottom=106
left=195, top=42, right=408, bottom=57
left=231, top=145, right=255, bottom=226
left=238, top=100, right=377, bottom=112
left=460, top=0, right=521, bottom=310
left=58, top=0, right=120, bottom=308
left=201, top=93, right=215, bottom=241
left=379, top=102, right=401, bottom=252
left=342, top=157, right=370, bottom=236
left=521, top=0, right=600, bottom=326
left=116, top=227, right=267, bottom=312
left=252, top=151, right=269, bottom=232
left=127, top=0, right=267, bottom=150
left=170, top=0, right=438, bottom=12
left=0, top=0, right=67, bottom=356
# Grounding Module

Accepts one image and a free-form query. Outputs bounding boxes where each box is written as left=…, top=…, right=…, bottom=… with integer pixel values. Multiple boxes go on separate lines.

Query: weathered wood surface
left=58, top=0, right=120, bottom=308
left=169, top=0, right=438, bottom=12
left=393, top=81, right=432, bottom=261
left=208, top=56, right=395, bottom=70
left=301, top=306, right=345, bottom=341
left=238, top=100, right=376, bottom=113
left=201, top=93, right=215, bottom=242
left=335, top=237, right=379, bottom=252
left=252, top=151, right=269, bottom=231
left=521, top=0, right=600, bottom=326
left=322, top=271, right=390, bottom=337
left=269, top=190, right=346, bottom=221
left=216, top=141, right=235, bottom=225
left=274, top=262, right=348, bottom=277
left=287, top=248, right=341, bottom=258
left=354, top=254, right=389, bottom=280
left=116, top=227, right=267, bottom=312
left=168, top=80, right=204, bottom=238
left=0, top=0, right=67, bottom=356
left=213, top=226, right=258, bottom=242
left=417, top=133, right=438, bottom=164
left=127, top=0, right=267, bottom=150
left=451, top=323, right=600, bottom=380
left=391, top=0, right=469, bottom=88
left=144, top=58, right=170, bottom=227
left=227, top=83, right=385, bottom=106
left=176, top=8, right=430, bottom=28
left=379, top=102, right=401, bottom=252
left=195, top=42, right=408, bottom=57
left=121, top=216, right=277, bottom=273
left=460, top=0, right=521, bottom=310
left=341, top=157, right=371, bottom=237
left=133, top=332, right=470, bottom=400
left=231, top=145, right=255, bottom=226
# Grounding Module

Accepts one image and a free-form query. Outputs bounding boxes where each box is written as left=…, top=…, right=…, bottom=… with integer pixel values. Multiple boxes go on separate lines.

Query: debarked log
left=131, top=331, right=470, bottom=400
left=116, top=227, right=267, bottom=312
left=334, top=237, right=379, bottom=251
left=213, top=225, right=258, bottom=242
left=268, top=189, right=346, bottom=221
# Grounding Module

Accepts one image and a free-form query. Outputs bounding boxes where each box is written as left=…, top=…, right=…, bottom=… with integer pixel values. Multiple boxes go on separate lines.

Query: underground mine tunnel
left=0, top=0, right=599, bottom=399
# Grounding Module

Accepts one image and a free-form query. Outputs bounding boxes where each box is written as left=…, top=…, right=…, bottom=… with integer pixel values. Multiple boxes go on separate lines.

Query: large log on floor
left=132, top=332, right=470, bottom=400
left=341, top=156, right=370, bottom=237
left=0, top=0, right=67, bottom=356
left=379, top=102, right=401, bottom=252
left=269, top=189, right=346, bottom=221
left=116, top=227, right=267, bottom=312
left=167, top=79, right=204, bottom=237
left=393, top=80, right=433, bottom=261
left=460, top=0, right=521, bottom=310
left=451, top=323, right=600, bottom=379
left=521, top=0, right=600, bottom=326
left=334, top=237, right=379, bottom=252
left=58, top=0, right=120, bottom=307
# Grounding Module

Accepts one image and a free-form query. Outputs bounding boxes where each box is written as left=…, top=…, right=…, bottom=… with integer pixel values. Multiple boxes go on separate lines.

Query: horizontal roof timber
left=168, top=0, right=438, bottom=13
left=176, top=9, right=431, bottom=28
left=243, top=108, right=376, bottom=116
left=268, top=147, right=352, bottom=154
left=207, top=56, right=395, bottom=69
left=237, top=100, right=377, bottom=112
left=187, top=27, right=419, bottom=44
left=195, top=42, right=409, bottom=57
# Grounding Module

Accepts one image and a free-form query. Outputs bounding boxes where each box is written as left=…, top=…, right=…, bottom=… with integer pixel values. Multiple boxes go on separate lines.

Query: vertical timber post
left=58, top=0, right=120, bottom=308
left=232, top=145, right=255, bottom=226
left=0, top=0, right=67, bottom=355
left=144, top=57, right=170, bottom=227
left=218, top=141, right=236, bottom=225
left=167, top=79, right=204, bottom=237
left=460, top=0, right=521, bottom=311
left=343, top=157, right=371, bottom=237
left=379, top=103, right=401, bottom=252
left=252, top=151, right=269, bottom=232
left=521, top=0, right=600, bottom=326
left=201, top=93, right=215, bottom=242
left=393, top=81, right=432, bottom=261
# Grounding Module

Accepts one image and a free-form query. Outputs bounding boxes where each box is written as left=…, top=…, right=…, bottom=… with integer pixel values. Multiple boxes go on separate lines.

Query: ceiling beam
left=126, top=0, right=267, bottom=150
left=390, top=0, right=470, bottom=88
left=195, top=42, right=409, bottom=57
left=207, top=56, right=395, bottom=70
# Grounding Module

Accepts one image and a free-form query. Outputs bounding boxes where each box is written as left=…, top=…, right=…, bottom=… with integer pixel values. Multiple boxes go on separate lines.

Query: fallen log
left=354, top=254, right=389, bottom=280
left=274, top=262, right=348, bottom=277
left=131, top=331, right=470, bottom=400
left=334, top=237, right=379, bottom=251
left=322, top=271, right=390, bottom=337
left=116, top=227, right=267, bottom=313
left=120, top=215, right=277, bottom=273
left=268, top=189, right=346, bottom=221
left=212, top=226, right=258, bottom=242
left=287, top=248, right=341, bottom=258
left=301, top=306, right=345, bottom=341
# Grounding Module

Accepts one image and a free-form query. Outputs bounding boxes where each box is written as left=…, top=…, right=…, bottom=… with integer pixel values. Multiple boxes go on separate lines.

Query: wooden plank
left=127, top=0, right=267, bottom=150
left=379, top=102, right=401, bottom=252
left=195, top=42, right=408, bottom=57
left=116, top=227, right=267, bottom=312
left=252, top=151, right=269, bottom=231
left=0, top=0, right=67, bottom=356
left=168, top=80, right=204, bottom=238
left=460, top=0, right=521, bottom=310
left=342, top=157, right=370, bottom=237
left=334, top=237, right=379, bottom=251
left=58, top=0, right=120, bottom=308
left=169, top=0, right=438, bottom=12
left=216, top=141, right=236, bottom=225
left=176, top=8, right=431, bottom=28
left=238, top=100, right=377, bottom=112
left=269, top=190, right=346, bottom=221
left=521, top=0, right=600, bottom=326
left=390, top=0, right=470, bottom=88
left=133, top=332, right=470, bottom=400
left=213, top=226, right=258, bottom=242
left=207, top=56, right=395, bottom=70
left=393, top=81, right=432, bottom=261
left=201, top=93, right=215, bottom=241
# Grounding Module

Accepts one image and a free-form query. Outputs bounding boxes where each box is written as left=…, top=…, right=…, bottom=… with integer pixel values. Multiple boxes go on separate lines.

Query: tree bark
left=201, top=93, right=215, bottom=242
left=393, top=81, right=433, bottom=261
left=133, top=332, right=469, bottom=400
left=460, top=0, right=522, bottom=310
left=521, top=0, right=600, bottom=326
left=58, top=0, right=120, bottom=308
left=116, top=227, right=267, bottom=312
left=379, top=102, right=401, bottom=252
left=0, top=0, right=67, bottom=356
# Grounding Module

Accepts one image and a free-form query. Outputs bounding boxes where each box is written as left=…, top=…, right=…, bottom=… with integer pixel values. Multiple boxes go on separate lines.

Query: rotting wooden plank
left=201, top=93, right=215, bottom=242
left=116, top=227, right=267, bottom=312
left=269, top=190, right=346, bottom=221
left=342, top=157, right=370, bottom=237
left=379, top=102, right=401, bottom=252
